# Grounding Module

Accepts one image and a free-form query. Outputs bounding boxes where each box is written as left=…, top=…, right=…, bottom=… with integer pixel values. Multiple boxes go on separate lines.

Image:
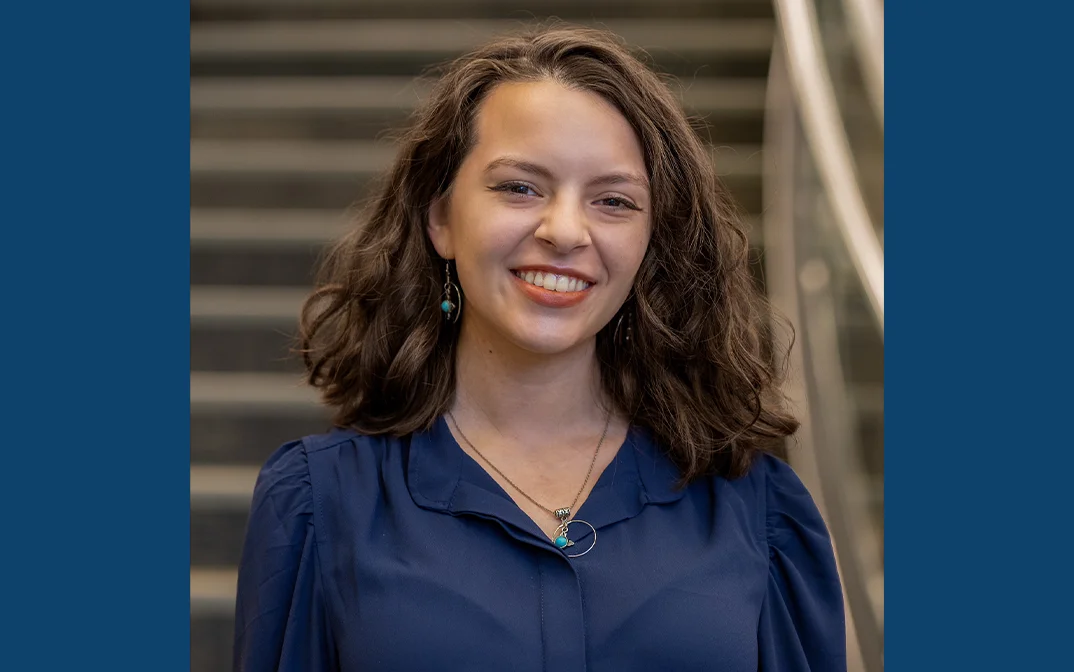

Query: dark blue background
left=2, top=2, right=189, bottom=669
left=886, top=1, right=1073, bottom=668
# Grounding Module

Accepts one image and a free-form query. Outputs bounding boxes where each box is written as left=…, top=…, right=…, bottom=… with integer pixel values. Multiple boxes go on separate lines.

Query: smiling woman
left=233, top=23, right=847, bottom=672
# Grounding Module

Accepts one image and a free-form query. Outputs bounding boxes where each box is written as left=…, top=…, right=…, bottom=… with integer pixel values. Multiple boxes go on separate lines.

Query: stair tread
left=191, top=138, right=395, bottom=173
left=191, top=465, right=260, bottom=499
left=191, top=465, right=260, bottom=511
left=191, top=208, right=350, bottom=246
left=191, top=18, right=774, bottom=57
left=191, top=370, right=321, bottom=411
left=191, top=76, right=766, bottom=113
left=191, top=285, right=308, bottom=324
left=191, top=567, right=239, bottom=615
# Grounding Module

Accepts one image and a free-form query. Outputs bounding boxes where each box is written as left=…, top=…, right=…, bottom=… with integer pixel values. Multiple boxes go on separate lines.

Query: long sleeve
left=233, top=440, right=336, bottom=672
left=757, top=455, right=847, bottom=671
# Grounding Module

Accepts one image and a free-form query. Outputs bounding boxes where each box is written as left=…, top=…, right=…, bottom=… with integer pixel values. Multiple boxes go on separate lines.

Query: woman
left=234, top=24, right=846, bottom=672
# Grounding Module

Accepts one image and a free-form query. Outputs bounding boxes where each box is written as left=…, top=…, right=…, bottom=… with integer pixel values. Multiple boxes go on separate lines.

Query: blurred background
left=189, top=1, right=883, bottom=670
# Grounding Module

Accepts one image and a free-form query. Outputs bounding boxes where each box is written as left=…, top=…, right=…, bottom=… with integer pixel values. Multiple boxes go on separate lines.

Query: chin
left=508, top=326, right=594, bottom=357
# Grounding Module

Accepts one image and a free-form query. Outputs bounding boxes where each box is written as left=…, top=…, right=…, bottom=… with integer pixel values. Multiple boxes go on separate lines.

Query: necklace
left=446, top=409, right=611, bottom=558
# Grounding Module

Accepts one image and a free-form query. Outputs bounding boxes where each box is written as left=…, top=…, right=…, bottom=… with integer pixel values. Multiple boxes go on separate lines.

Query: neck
left=451, top=318, right=609, bottom=444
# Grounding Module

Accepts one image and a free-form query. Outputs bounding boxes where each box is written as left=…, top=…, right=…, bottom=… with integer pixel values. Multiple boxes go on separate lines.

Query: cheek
left=600, top=229, right=650, bottom=282
left=455, top=210, right=530, bottom=264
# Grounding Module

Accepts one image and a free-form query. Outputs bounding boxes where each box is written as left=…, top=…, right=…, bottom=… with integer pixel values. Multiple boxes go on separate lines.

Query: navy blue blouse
left=233, top=415, right=846, bottom=671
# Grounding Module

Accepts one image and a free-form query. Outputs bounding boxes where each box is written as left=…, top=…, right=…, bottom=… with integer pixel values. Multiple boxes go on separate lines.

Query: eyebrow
left=483, top=156, right=650, bottom=191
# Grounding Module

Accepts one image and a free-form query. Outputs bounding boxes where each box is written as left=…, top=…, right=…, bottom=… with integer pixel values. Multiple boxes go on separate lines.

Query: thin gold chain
left=446, top=409, right=612, bottom=520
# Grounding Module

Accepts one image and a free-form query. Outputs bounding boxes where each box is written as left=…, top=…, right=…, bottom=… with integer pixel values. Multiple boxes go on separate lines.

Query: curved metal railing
left=841, top=0, right=884, bottom=128
left=772, top=0, right=883, bottom=335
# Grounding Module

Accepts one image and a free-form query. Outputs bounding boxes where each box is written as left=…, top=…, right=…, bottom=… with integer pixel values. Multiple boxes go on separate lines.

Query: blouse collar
left=407, top=414, right=685, bottom=549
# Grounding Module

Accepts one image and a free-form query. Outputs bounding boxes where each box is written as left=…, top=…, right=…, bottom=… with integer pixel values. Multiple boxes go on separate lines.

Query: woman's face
left=428, top=80, right=652, bottom=356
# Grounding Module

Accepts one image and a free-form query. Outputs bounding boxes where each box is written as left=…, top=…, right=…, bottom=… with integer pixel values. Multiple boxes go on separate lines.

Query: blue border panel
left=2, top=3, right=189, bottom=670
left=889, top=1, right=1073, bottom=669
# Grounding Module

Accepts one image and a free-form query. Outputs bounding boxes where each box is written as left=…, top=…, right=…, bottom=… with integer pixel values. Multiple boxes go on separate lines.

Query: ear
left=426, top=196, right=455, bottom=260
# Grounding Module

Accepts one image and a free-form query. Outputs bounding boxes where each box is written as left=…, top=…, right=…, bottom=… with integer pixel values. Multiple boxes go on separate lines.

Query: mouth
left=510, top=269, right=594, bottom=293
left=509, top=268, right=595, bottom=308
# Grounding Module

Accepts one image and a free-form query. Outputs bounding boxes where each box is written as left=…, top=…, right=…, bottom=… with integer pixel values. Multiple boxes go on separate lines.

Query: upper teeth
left=514, top=270, right=591, bottom=292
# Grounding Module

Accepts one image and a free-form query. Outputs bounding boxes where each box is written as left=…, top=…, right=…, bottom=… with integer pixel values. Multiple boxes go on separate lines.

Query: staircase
left=190, top=1, right=780, bottom=669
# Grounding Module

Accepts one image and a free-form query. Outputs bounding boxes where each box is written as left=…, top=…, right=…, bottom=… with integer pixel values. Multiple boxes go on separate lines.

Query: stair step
left=191, top=139, right=394, bottom=175
left=191, top=325, right=303, bottom=374
left=190, top=18, right=773, bottom=58
left=191, top=76, right=766, bottom=114
left=190, top=467, right=259, bottom=567
left=191, top=0, right=774, bottom=22
left=191, top=611, right=233, bottom=672
left=191, top=76, right=429, bottom=112
left=192, top=246, right=324, bottom=286
left=191, top=371, right=321, bottom=413
left=190, top=208, right=350, bottom=247
left=191, top=286, right=307, bottom=325
left=192, top=507, right=251, bottom=566
left=191, top=567, right=238, bottom=616
left=193, top=412, right=333, bottom=465
left=192, top=465, right=260, bottom=510
left=191, top=19, right=773, bottom=79
left=189, top=210, right=340, bottom=286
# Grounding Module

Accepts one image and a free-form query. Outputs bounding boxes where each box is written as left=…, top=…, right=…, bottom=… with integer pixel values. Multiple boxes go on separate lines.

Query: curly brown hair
left=299, top=22, right=798, bottom=484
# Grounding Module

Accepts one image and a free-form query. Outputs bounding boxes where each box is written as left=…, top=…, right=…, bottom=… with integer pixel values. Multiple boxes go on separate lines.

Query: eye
left=490, top=182, right=540, bottom=198
left=596, top=196, right=642, bottom=211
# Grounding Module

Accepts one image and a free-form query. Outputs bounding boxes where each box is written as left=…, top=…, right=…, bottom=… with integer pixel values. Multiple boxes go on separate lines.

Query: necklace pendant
left=553, top=519, right=597, bottom=558
left=553, top=518, right=575, bottom=549
left=554, top=507, right=571, bottom=521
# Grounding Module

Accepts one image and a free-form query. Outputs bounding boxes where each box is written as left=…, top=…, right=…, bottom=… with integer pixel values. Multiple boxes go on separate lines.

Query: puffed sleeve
left=233, top=440, right=337, bottom=671
left=757, top=455, right=847, bottom=671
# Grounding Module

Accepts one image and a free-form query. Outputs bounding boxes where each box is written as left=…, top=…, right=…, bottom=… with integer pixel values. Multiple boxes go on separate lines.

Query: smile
left=509, top=269, right=594, bottom=309
left=511, top=270, right=592, bottom=293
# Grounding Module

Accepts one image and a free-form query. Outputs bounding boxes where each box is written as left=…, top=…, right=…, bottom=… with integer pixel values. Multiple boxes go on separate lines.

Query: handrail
left=841, top=0, right=884, bottom=128
left=772, top=0, right=884, bottom=336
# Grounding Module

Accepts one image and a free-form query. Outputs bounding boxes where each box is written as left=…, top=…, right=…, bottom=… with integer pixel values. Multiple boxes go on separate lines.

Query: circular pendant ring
left=562, top=519, right=597, bottom=558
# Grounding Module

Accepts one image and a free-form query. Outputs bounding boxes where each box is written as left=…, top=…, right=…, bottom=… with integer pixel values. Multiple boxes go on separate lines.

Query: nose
left=534, top=195, right=591, bottom=253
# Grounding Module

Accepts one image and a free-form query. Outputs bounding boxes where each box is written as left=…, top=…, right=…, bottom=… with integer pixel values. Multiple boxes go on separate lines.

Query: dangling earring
left=440, top=261, right=461, bottom=323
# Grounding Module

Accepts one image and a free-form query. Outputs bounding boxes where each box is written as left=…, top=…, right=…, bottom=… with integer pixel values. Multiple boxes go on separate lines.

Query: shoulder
left=254, top=427, right=360, bottom=489
left=735, top=453, right=836, bottom=580
left=261, top=426, right=399, bottom=468
left=253, top=426, right=408, bottom=511
left=707, top=452, right=825, bottom=545
left=752, top=453, right=829, bottom=549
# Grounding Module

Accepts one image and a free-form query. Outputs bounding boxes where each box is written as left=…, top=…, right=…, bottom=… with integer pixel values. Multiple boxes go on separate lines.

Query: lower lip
left=511, top=272, right=593, bottom=308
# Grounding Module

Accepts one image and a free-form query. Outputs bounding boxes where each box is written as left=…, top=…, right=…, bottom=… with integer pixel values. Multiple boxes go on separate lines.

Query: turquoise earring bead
left=441, top=300, right=452, bottom=313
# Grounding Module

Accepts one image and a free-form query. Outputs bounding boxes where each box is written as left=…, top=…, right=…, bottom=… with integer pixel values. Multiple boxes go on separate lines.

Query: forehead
left=468, top=80, right=646, bottom=175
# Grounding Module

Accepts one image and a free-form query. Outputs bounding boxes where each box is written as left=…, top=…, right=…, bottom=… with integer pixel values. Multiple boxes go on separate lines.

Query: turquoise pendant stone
left=440, top=300, right=452, bottom=313
left=554, top=536, right=568, bottom=548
